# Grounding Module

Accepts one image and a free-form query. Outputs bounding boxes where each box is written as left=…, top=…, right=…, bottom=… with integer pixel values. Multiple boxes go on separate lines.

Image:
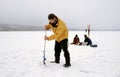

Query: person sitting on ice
left=71, top=34, right=82, bottom=45
left=84, top=34, right=92, bottom=46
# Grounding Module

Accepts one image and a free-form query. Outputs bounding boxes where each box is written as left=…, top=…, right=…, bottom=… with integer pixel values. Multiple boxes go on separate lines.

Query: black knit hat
left=48, top=13, right=56, bottom=19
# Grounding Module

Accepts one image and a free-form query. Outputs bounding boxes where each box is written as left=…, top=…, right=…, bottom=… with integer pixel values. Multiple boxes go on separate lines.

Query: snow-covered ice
left=0, top=31, right=120, bottom=77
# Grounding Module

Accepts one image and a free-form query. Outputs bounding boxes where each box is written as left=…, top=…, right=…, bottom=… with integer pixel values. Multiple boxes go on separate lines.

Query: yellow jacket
left=46, top=18, right=69, bottom=42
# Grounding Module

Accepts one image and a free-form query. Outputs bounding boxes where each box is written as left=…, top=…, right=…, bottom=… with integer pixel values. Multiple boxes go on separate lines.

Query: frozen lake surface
left=0, top=31, right=120, bottom=77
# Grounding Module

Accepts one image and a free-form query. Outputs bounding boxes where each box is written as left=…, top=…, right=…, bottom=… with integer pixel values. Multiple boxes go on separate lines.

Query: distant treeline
left=0, top=24, right=44, bottom=31
left=0, top=24, right=119, bottom=31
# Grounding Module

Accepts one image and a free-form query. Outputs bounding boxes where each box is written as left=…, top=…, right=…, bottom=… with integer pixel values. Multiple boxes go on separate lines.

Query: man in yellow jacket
left=44, top=13, right=71, bottom=67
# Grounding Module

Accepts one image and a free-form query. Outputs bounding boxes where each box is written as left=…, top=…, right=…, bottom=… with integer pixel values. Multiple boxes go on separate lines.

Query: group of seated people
left=71, top=34, right=92, bottom=46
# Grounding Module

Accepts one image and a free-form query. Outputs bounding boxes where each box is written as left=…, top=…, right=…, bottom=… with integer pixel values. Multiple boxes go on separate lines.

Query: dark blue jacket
left=84, top=37, right=92, bottom=45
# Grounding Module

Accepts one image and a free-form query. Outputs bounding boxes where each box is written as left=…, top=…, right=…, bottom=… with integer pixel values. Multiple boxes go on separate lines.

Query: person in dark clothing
left=84, top=34, right=92, bottom=46
left=71, top=34, right=81, bottom=45
left=44, top=13, right=71, bottom=67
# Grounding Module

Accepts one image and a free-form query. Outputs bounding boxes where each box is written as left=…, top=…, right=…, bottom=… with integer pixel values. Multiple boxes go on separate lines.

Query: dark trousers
left=54, top=39, right=70, bottom=65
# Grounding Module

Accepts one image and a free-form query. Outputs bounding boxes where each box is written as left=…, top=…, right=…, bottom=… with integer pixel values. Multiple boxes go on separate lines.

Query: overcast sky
left=0, top=0, right=120, bottom=30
